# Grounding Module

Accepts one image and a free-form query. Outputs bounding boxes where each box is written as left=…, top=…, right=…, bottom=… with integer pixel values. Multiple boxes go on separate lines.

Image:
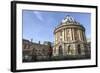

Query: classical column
left=83, top=31, right=86, bottom=41
left=77, top=30, right=80, bottom=41
left=54, top=33, right=55, bottom=43
left=55, top=33, right=57, bottom=44
left=71, top=29, right=74, bottom=41
left=79, top=30, right=82, bottom=41
left=57, top=32, right=59, bottom=43
left=71, top=29, right=73, bottom=40
left=65, top=29, right=67, bottom=41
left=64, top=29, right=65, bottom=41
left=70, top=29, right=72, bottom=41
left=72, top=29, right=76, bottom=55
left=82, top=32, right=84, bottom=41
left=80, top=30, right=83, bottom=41
left=72, top=29, right=75, bottom=41
left=62, top=29, right=64, bottom=41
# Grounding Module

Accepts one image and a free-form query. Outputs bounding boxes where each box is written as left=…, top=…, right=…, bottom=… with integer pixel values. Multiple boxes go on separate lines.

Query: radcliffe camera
left=22, top=11, right=91, bottom=62
left=11, top=2, right=97, bottom=71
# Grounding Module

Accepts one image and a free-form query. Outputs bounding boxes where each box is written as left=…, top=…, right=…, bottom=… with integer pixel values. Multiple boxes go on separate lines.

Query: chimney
left=38, top=41, right=40, bottom=44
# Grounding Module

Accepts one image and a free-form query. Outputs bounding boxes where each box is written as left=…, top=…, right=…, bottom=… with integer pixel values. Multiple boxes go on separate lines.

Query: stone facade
left=22, top=39, right=52, bottom=62
left=53, top=15, right=90, bottom=57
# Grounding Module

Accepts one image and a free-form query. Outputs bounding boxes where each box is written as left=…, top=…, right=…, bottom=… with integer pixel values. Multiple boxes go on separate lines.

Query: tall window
left=59, top=46, right=63, bottom=56
left=68, top=45, right=71, bottom=54
left=74, top=29, right=78, bottom=40
left=77, top=44, right=81, bottom=54
left=67, top=45, right=73, bottom=55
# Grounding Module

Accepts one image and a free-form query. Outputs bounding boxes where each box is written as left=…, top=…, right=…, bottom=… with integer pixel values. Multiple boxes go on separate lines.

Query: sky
left=22, top=10, right=91, bottom=43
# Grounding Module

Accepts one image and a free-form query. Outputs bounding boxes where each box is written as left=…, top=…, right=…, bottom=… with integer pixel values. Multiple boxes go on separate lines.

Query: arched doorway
left=68, top=45, right=71, bottom=54
left=59, top=45, right=63, bottom=56
left=77, top=44, right=81, bottom=54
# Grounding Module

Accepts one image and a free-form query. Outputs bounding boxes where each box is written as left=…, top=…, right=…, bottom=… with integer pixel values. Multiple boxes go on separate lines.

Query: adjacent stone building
left=53, top=15, right=90, bottom=57
left=22, top=39, right=52, bottom=62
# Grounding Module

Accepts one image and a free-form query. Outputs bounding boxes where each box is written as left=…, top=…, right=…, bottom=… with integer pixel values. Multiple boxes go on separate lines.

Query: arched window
left=77, top=44, right=81, bottom=54
left=68, top=45, right=71, bottom=54
left=59, top=46, right=63, bottom=56
left=67, top=45, right=74, bottom=55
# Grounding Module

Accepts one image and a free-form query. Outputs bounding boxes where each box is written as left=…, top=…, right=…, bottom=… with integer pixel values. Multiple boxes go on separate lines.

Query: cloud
left=33, top=11, right=43, bottom=21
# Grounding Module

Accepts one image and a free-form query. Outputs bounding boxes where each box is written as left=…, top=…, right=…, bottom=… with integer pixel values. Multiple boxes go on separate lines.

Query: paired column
left=70, top=29, right=72, bottom=41
left=72, top=29, right=75, bottom=41
left=79, top=30, right=82, bottom=41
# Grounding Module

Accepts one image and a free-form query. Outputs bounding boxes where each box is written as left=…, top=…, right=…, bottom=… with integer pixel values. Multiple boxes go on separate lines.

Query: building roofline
left=54, top=24, right=85, bottom=34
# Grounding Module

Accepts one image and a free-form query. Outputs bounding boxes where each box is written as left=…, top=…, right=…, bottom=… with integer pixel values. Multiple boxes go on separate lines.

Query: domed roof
left=61, top=15, right=80, bottom=25
left=62, top=15, right=74, bottom=23
left=54, top=15, right=85, bottom=33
